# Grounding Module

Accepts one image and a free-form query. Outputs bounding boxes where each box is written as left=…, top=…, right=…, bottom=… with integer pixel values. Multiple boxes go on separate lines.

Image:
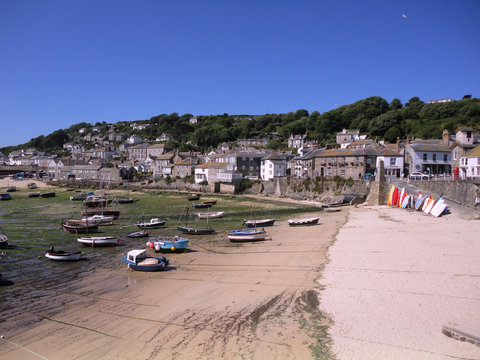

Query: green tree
left=390, top=98, right=403, bottom=110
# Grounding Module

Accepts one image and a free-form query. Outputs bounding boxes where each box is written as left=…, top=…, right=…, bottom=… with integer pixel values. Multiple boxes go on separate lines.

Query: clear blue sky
left=1, top=0, right=479, bottom=147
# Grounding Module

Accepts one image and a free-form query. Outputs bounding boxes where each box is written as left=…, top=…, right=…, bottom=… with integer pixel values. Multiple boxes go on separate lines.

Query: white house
left=126, top=135, right=143, bottom=145
left=459, top=145, right=480, bottom=179
left=405, top=141, right=452, bottom=175
left=261, top=154, right=287, bottom=180
left=376, top=149, right=404, bottom=177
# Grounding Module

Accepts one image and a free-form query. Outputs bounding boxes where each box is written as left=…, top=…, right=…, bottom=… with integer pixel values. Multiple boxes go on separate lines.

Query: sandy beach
left=320, top=205, right=480, bottom=360
left=0, top=178, right=53, bottom=190
left=0, top=207, right=345, bottom=360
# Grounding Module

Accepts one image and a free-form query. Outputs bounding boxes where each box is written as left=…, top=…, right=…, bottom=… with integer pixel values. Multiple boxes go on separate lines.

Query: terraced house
left=314, top=148, right=377, bottom=179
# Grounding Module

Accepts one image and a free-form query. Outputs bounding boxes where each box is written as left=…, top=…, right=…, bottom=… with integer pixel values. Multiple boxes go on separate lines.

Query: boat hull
left=243, top=219, right=275, bottom=227
left=197, top=211, right=224, bottom=219
left=137, top=222, right=165, bottom=229
left=127, top=231, right=150, bottom=238
left=40, top=192, right=56, bottom=198
left=288, top=217, right=319, bottom=226
left=63, top=223, right=99, bottom=234
left=77, top=236, right=119, bottom=247
left=147, top=237, right=189, bottom=253
left=228, top=233, right=267, bottom=242
left=45, top=251, right=81, bottom=261
left=177, top=226, right=215, bottom=235
left=122, top=256, right=169, bottom=271
left=193, top=203, right=212, bottom=209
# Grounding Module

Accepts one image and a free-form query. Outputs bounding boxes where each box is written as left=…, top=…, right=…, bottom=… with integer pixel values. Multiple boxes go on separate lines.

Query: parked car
left=408, top=172, right=432, bottom=180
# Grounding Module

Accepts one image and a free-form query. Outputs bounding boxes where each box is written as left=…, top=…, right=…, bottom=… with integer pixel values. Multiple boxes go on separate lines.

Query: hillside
left=2, top=95, right=479, bottom=154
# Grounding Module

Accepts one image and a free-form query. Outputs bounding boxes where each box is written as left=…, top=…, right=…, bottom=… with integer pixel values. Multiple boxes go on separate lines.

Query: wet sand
left=320, top=205, right=480, bottom=360
left=0, top=209, right=346, bottom=359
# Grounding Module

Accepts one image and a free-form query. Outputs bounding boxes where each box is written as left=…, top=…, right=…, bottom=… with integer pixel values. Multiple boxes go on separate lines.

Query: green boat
left=177, top=206, right=215, bottom=235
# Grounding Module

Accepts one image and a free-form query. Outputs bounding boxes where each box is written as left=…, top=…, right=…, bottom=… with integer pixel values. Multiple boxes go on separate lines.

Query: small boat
left=176, top=225, right=215, bottom=235
left=197, top=211, right=224, bottom=219
left=243, top=219, right=275, bottom=227
left=77, top=236, right=120, bottom=247
left=40, top=192, right=56, bottom=198
left=81, top=214, right=114, bottom=225
left=228, top=228, right=267, bottom=242
left=0, top=227, right=9, bottom=249
left=146, top=236, right=189, bottom=253
left=122, top=249, right=169, bottom=271
left=323, top=207, right=341, bottom=213
left=0, top=193, right=12, bottom=201
left=27, top=192, right=41, bottom=198
left=6, top=186, right=17, bottom=192
left=45, top=247, right=81, bottom=261
left=66, top=187, right=76, bottom=191
left=70, top=193, right=87, bottom=201
left=83, top=196, right=111, bottom=208
left=202, top=200, right=217, bottom=205
left=27, top=182, right=38, bottom=189
left=82, top=209, right=120, bottom=219
left=193, top=203, right=212, bottom=209
left=188, top=195, right=200, bottom=201
left=115, top=197, right=138, bottom=204
left=288, top=217, right=320, bottom=226
left=62, top=220, right=99, bottom=234
left=126, top=231, right=150, bottom=238
left=137, top=218, right=166, bottom=229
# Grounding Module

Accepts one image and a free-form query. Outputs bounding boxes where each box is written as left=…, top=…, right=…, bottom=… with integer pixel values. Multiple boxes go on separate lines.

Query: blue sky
left=1, top=0, right=479, bottom=147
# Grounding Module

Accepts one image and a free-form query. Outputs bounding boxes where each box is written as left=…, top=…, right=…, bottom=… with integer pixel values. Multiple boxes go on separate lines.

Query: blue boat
left=193, top=203, right=212, bottom=209
left=146, top=236, right=189, bottom=253
left=122, top=249, right=169, bottom=271
left=0, top=193, right=12, bottom=201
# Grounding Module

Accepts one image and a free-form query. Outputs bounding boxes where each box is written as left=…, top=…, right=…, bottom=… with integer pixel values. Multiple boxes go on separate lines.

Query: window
left=341, top=170, right=346, bottom=177
left=423, top=153, right=427, bottom=161
left=433, top=154, right=436, bottom=161
left=390, top=158, right=396, bottom=166
left=443, top=154, right=448, bottom=162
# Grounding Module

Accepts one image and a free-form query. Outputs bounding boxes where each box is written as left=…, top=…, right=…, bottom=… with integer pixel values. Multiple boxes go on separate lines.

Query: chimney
left=442, top=129, right=450, bottom=145
left=396, top=137, right=401, bottom=153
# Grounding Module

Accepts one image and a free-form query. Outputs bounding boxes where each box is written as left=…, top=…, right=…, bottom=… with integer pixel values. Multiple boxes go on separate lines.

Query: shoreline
left=0, top=200, right=346, bottom=359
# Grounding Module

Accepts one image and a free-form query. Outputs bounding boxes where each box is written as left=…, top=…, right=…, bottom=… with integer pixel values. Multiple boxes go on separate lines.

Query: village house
left=288, top=133, right=308, bottom=149
left=376, top=149, right=404, bottom=177
left=155, top=133, right=172, bottom=142
left=0, top=152, right=6, bottom=165
left=451, top=127, right=479, bottom=168
left=127, top=143, right=149, bottom=162
left=108, top=133, right=127, bottom=142
left=172, top=157, right=199, bottom=178
left=336, top=129, right=367, bottom=148
left=146, top=143, right=173, bottom=158
left=98, top=166, right=122, bottom=182
left=314, top=148, right=377, bottom=179
left=261, top=154, right=288, bottom=180
left=189, top=116, right=199, bottom=124
left=289, top=149, right=324, bottom=178
left=194, top=162, right=228, bottom=184
left=130, top=122, right=150, bottom=131
left=63, top=143, right=85, bottom=154
left=405, top=139, right=452, bottom=176
left=149, top=153, right=178, bottom=178
left=237, top=137, right=269, bottom=149
left=59, top=164, right=102, bottom=181
left=459, top=145, right=480, bottom=179
left=126, top=135, right=143, bottom=145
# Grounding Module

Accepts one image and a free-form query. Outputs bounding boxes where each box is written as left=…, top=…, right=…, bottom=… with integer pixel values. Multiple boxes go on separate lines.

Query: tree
left=462, top=94, right=472, bottom=99
left=383, top=127, right=403, bottom=143
left=368, top=110, right=403, bottom=137
left=390, top=98, right=403, bottom=110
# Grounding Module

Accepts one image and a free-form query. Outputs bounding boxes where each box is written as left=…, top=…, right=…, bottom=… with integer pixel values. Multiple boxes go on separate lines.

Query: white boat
left=228, top=228, right=267, bottom=242
left=288, top=217, right=320, bottom=226
left=197, top=211, right=224, bottom=219
left=137, top=218, right=166, bottom=229
left=81, top=214, right=114, bottom=225
left=77, top=236, right=120, bottom=247
left=45, top=247, right=81, bottom=261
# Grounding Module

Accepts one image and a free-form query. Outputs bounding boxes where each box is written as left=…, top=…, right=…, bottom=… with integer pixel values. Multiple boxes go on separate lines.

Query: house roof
left=197, top=162, right=228, bottom=169
left=315, top=148, right=377, bottom=158
left=464, top=144, right=480, bottom=157
left=408, top=144, right=451, bottom=152
left=455, top=127, right=474, bottom=132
